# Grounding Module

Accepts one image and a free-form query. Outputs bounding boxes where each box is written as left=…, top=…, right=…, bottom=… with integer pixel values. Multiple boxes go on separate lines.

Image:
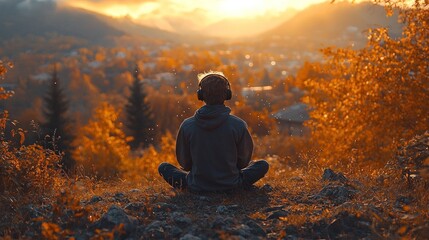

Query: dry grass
left=1, top=150, right=429, bottom=239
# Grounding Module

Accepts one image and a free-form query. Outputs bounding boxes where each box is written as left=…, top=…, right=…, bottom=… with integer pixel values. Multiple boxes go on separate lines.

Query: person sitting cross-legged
left=158, top=71, right=269, bottom=192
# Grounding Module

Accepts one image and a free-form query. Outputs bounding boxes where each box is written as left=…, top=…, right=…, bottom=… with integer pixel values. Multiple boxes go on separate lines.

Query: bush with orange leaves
left=121, top=131, right=176, bottom=182
left=0, top=60, right=14, bottom=99
left=0, top=130, right=62, bottom=234
left=73, top=102, right=131, bottom=179
left=303, top=1, right=429, bottom=168
left=1, top=59, right=63, bottom=234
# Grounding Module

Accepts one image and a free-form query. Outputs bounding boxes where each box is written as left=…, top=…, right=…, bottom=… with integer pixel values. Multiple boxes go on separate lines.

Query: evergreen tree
left=42, top=66, right=75, bottom=171
left=125, top=65, right=156, bottom=149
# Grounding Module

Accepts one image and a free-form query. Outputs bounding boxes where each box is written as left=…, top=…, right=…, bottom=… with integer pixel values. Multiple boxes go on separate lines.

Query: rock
left=216, top=205, right=239, bottom=214
left=245, top=219, right=266, bottom=236
left=180, top=233, right=201, bottom=240
left=197, top=196, right=211, bottom=202
left=88, top=196, right=102, bottom=204
left=170, top=212, right=192, bottom=227
left=228, top=204, right=240, bottom=211
left=211, top=216, right=233, bottom=230
left=144, top=220, right=167, bottom=239
left=216, top=205, right=228, bottom=214
left=22, top=204, right=52, bottom=219
left=94, top=205, right=138, bottom=236
left=266, top=210, right=289, bottom=220
left=129, top=189, right=141, bottom=193
left=114, top=192, right=125, bottom=198
left=395, top=196, right=413, bottom=209
left=231, top=224, right=253, bottom=238
left=169, top=226, right=183, bottom=238
left=322, top=169, right=348, bottom=183
left=124, top=202, right=146, bottom=212
left=113, top=192, right=129, bottom=203
left=327, top=211, right=372, bottom=239
left=284, top=225, right=298, bottom=235
left=153, top=202, right=177, bottom=212
left=261, top=184, right=274, bottom=192
left=264, top=205, right=285, bottom=213
left=315, top=184, right=357, bottom=204
left=142, top=220, right=183, bottom=239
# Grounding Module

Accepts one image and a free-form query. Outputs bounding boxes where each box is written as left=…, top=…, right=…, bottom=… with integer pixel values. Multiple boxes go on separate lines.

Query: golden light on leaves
left=302, top=1, right=429, bottom=166
left=73, top=102, right=130, bottom=179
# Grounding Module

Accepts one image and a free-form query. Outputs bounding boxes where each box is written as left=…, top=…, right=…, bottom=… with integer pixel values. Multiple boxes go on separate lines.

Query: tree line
left=31, top=64, right=155, bottom=173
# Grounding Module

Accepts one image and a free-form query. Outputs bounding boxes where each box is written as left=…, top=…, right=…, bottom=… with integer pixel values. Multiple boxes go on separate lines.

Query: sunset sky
left=60, top=0, right=332, bottom=23
left=62, top=0, right=331, bottom=19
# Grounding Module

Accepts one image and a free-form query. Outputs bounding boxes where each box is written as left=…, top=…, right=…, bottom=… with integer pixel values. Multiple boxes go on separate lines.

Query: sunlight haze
left=61, top=0, right=336, bottom=29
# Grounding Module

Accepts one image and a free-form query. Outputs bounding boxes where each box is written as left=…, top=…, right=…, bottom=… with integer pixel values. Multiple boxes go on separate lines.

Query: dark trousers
left=158, top=160, right=269, bottom=190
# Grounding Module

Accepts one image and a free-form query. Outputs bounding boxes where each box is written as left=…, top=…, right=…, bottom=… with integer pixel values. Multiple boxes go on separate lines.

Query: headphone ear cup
left=225, top=89, right=232, bottom=100
left=197, top=89, right=204, bottom=101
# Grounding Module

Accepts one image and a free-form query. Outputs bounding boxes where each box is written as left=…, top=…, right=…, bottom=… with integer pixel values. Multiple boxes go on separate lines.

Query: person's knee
left=158, top=162, right=170, bottom=175
left=257, top=160, right=269, bottom=174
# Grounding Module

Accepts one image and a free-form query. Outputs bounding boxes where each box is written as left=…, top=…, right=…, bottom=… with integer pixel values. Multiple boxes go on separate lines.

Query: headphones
left=197, top=74, right=232, bottom=101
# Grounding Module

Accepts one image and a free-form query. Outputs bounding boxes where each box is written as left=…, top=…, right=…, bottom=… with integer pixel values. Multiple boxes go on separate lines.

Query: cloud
left=62, top=0, right=155, bottom=4
left=59, top=0, right=214, bottom=31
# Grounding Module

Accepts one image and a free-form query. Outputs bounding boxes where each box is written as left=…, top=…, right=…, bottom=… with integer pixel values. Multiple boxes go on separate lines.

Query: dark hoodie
left=176, top=104, right=253, bottom=191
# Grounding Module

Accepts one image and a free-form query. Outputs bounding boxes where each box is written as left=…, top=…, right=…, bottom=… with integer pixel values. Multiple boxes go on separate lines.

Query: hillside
left=260, top=2, right=402, bottom=48
left=202, top=8, right=298, bottom=39
left=0, top=0, right=182, bottom=46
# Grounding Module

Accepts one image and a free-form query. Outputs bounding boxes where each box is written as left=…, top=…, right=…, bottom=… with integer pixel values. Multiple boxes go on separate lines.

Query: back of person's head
left=197, top=71, right=232, bottom=105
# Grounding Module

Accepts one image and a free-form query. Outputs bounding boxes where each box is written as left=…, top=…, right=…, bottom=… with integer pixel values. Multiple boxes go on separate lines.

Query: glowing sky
left=61, top=0, right=330, bottom=21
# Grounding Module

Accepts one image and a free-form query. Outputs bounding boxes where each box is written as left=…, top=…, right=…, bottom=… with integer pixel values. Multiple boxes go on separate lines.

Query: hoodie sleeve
left=176, top=125, right=192, bottom=171
left=237, top=125, right=253, bottom=169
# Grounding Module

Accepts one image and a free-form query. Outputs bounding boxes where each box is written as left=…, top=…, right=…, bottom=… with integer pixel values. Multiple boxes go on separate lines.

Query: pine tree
left=42, top=66, right=75, bottom=171
left=125, top=65, right=156, bottom=149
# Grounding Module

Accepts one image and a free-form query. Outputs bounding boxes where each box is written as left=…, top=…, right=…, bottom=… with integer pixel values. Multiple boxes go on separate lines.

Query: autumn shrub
left=0, top=143, right=62, bottom=211
left=396, top=131, right=429, bottom=184
left=0, top=60, right=14, bottom=100
left=303, top=1, right=429, bottom=168
left=122, top=131, right=176, bottom=182
left=232, top=102, right=276, bottom=136
left=40, top=187, right=94, bottom=240
left=73, top=102, right=130, bottom=179
left=1, top=62, right=64, bottom=233
left=253, top=133, right=314, bottom=167
left=0, top=130, right=63, bottom=234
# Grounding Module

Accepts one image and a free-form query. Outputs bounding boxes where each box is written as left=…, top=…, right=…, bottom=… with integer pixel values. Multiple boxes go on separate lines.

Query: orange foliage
left=122, top=131, right=176, bottom=181
left=147, top=85, right=198, bottom=135
left=73, top=102, right=130, bottom=179
left=303, top=1, right=429, bottom=167
left=0, top=60, right=14, bottom=100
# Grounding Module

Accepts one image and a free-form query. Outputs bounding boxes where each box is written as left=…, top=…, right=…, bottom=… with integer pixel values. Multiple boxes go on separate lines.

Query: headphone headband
left=199, top=74, right=230, bottom=88
left=197, top=73, right=232, bottom=101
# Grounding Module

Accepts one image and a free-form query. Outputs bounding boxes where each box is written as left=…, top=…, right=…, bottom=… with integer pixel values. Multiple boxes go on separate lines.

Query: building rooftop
left=272, top=103, right=310, bottom=123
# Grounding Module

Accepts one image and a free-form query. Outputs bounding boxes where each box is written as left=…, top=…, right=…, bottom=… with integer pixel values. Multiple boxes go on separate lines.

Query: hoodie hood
left=194, top=105, right=231, bottom=130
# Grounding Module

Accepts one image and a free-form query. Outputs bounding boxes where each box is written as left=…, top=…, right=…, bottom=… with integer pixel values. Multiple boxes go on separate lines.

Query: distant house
left=272, top=103, right=310, bottom=136
left=241, top=86, right=273, bottom=98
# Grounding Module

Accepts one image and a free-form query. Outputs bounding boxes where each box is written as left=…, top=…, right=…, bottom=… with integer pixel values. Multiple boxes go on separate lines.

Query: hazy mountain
left=0, top=0, right=182, bottom=46
left=260, top=1, right=402, bottom=47
left=202, top=8, right=298, bottom=39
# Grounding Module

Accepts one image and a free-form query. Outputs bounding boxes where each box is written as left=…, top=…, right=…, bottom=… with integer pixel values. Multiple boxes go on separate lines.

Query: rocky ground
left=17, top=168, right=429, bottom=239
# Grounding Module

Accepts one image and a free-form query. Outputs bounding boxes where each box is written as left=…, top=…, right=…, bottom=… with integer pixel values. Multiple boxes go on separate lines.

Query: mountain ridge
left=0, top=0, right=184, bottom=46
left=259, top=1, right=402, bottom=43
